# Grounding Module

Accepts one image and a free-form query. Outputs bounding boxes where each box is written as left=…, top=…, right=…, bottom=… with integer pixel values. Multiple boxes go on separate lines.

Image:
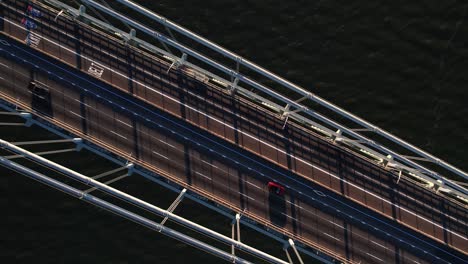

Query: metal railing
left=111, top=0, right=467, bottom=182
left=29, top=0, right=468, bottom=201
left=0, top=138, right=289, bottom=264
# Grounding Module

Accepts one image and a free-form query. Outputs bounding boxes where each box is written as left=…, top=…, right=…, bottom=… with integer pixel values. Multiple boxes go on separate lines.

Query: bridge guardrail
left=34, top=0, right=468, bottom=203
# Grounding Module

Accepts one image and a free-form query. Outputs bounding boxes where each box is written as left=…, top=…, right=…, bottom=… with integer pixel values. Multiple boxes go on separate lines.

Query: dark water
left=2, top=0, right=468, bottom=263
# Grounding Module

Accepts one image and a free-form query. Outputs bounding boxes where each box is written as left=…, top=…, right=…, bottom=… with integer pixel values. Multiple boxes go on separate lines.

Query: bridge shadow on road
left=29, top=81, right=53, bottom=117
left=268, top=191, right=287, bottom=227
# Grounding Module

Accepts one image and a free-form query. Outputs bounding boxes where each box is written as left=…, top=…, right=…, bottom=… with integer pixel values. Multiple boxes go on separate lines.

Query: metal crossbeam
left=92, top=164, right=132, bottom=180
left=0, top=156, right=252, bottom=264
left=0, top=122, right=25, bottom=126
left=42, top=0, right=466, bottom=193
left=4, top=148, right=76, bottom=159
left=0, top=111, right=24, bottom=115
left=110, top=0, right=467, bottom=182
left=0, top=101, right=337, bottom=263
left=0, top=138, right=288, bottom=264
left=161, top=188, right=186, bottom=225
left=85, top=173, right=128, bottom=193
left=288, top=239, right=304, bottom=264
left=230, top=213, right=241, bottom=256
left=11, top=138, right=80, bottom=146
left=351, top=128, right=372, bottom=132
left=166, top=53, right=187, bottom=73
left=76, top=0, right=468, bottom=193
left=284, top=246, right=293, bottom=264
left=402, top=155, right=431, bottom=162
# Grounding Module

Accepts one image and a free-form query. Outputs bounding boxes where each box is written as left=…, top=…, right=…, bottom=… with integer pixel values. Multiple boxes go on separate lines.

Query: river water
left=2, top=0, right=467, bottom=263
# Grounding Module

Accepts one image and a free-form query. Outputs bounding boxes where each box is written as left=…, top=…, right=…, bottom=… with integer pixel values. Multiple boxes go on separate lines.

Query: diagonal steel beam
left=0, top=156, right=252, bottom=264
left=0, top=138, right=289, bottom=264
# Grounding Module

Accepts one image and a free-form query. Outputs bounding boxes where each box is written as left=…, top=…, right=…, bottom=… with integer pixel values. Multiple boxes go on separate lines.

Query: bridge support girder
left=161, top=188, right=187, bottom=225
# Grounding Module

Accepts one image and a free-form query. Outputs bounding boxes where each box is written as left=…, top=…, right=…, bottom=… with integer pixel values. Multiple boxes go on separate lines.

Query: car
left=267, top=181, right=285, bottom=195
left=21, top=18, right=37, bottom=30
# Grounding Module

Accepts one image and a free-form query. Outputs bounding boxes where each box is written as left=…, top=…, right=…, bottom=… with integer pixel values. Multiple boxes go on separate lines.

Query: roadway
left=1, top=32, right=467, bottom=263
left=1, top=1, right=467, bottom=263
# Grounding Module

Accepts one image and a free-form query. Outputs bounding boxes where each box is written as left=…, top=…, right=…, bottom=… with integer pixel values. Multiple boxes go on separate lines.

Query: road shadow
left=268, top=191, right=287, bottom=227
left=29, top=81, right=53, bottom=117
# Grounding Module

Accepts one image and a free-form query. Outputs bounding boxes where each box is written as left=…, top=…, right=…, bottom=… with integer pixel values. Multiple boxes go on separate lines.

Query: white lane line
left=328, top=220, right=344, bottom=229
left=371, top=240, right=389, bottom=250
left=281, top=213, right=298, bottom=221
left=7, top=18, right=465, bottom=240
left=0, top=61, right=11, bottom=68
left=195, top=171, right=212, bottom=180
left=0, top=63, right=432, bottom=264
left=68, top=110, right=84, bottom=119
left=152, top=150, right=169, bottom=160
left=366, top=252, right=383, bottom=262
left=110, top=130, right=127, bottom=140
left=157, top=138, right=176, bottom=149
left=323, top=232, right=341, bottom=242
left=353, top=169, right=464, bottom=225
left=239, top=192, right=255, bottom=201
left=285, top=199, right=303, bottom=209
left=245, top=180, right=262, bottom=190
left=116, top=118, right=133, bottom=128
left=201, top=159, right=218, bottom=168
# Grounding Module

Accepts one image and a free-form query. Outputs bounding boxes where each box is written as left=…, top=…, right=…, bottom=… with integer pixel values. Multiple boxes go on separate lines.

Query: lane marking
left=152, top=150, right=169, bottom=160
left=353, top=169, right=464, bottom=225
left=245, top=180, right=262, bottom=190
left=68, top=110, right=84, bottom=119
left=87, top=62, right=104, bottom=78
left=201, top=159, right=218, bottom=168
left=110, top=130, right=127, bottom=140
left=371, top=240, right=388, bottom=250
left=0, top=69, right=454, bottom=258
left=195, top=171, right=212, bottom=180
left=366, top=252, right=383, bottom=262
left=3, top=20, right=465, bottom=260
left=116, top=118, right=133, bottom=128
left=328, top=220, right=344, bottom=229
left=281, top=213, right=298, bottom=221
left=323, top=232, right=341, bottom=242
left=0, top=61, right=11, bottom=68
left=239, top=192, right=255, bottom=201
left=285, top=199, right=303, bottom=209
left=157, top=138, right=176, bottom=149
left=0, top=75, right=443, bottom=263
left=0, top=40, right=10, bottom=46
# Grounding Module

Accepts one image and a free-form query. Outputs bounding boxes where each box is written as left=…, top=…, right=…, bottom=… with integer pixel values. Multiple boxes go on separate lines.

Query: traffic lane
left=295, top=187, right=431, bottom=264
left=0, top=35, right=464, bottom=264
left=7, top=4, right=464, bottom=250
left=14, top=61, right=458, bottom=264
left=134, top=64, right=468, bottom=256
left=340, top=152, right=467, bottom=239
left=0, top=48, right=393, bottom=263
left=0, top=55, right=33, bottom=105
left=2, top=0, right=464, bottom=252
left=3, top=16, right=468, bottom=256
left=127, top=53, right=467, bottom=253
left=0, top=48, right=460, bottom=264
left=283, top=168, right=466, bottom=263
left=1, top=27, right=466, bottom=262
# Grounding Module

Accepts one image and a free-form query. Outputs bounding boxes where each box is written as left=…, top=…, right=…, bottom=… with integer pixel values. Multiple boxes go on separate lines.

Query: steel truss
left=31, top=0, right=468, bottom=204
left=0, top=99, right=338, bottom=264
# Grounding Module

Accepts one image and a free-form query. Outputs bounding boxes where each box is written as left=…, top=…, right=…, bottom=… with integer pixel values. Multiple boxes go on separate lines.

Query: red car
left=268, top=181, right=285, bottom=195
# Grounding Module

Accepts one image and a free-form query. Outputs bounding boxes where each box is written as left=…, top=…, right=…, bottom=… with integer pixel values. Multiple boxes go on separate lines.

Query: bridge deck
left=0, top=1, right=466, bottom=263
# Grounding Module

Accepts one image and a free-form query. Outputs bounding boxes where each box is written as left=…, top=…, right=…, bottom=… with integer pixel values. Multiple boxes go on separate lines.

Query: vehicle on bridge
left=21, top=18, right=37, bottom=30
left=268, top=181, right=285, bottom=195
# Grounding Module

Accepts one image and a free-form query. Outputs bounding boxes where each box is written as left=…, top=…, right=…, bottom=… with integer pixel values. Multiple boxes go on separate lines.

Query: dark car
left=267, top=181, right=285, bottom=195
